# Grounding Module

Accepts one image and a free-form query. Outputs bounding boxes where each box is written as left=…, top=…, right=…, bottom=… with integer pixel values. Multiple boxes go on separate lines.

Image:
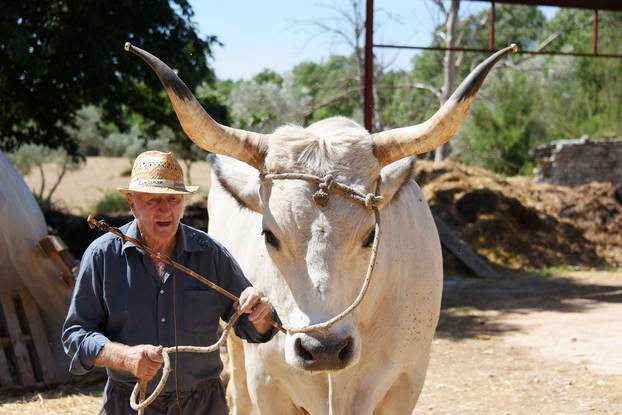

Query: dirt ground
left=417, top=270, right=622, bottom=414
left=0, top=269, right=620, bottom=414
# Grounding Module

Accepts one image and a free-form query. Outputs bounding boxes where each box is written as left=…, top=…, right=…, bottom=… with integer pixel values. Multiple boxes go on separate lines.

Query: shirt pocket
left=180, top=289, right=223, bottom=345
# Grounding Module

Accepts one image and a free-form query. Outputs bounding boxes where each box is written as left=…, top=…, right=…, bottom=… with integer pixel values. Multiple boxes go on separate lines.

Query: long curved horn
left=124, top=42, right=268, bottom=169
left=372, top=44, right=518, bottom=166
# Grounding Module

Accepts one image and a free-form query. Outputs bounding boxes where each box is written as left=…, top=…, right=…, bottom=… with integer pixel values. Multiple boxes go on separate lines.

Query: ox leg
left=373, top=368, right=427, bottom=415
left=247, top=376, right=301, bottom=415
left=226, top=335, right=256, bottom=415
left=243, top=347, right=304, bottom=414
left=328, top=367, right=396, bottom=415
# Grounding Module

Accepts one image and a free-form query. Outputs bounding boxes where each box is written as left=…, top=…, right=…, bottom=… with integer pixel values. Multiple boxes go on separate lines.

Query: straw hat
left=117, top=151, right=198, bottom=195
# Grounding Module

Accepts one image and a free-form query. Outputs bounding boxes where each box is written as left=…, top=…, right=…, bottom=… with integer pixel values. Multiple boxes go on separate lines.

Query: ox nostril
left=338, top=337, right=354, bottom=363
left=295, top=337, right=314, bottom=362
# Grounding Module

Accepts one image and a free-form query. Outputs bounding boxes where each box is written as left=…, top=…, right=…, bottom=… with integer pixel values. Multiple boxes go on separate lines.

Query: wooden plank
left=18, top=290, right=57, bottom=383
left=0, top=292, right=36, bottom=386
left=0, top=342, right=14, bottom=387
left=0, top=335, right=32, bottom=348
left=36, top=235, right=77, bottom=287
left=433, top=214, right=497, bottom=279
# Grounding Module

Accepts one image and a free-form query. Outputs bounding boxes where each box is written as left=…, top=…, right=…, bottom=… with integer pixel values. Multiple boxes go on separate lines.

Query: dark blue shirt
left=62, top=220, right=276, bottom=393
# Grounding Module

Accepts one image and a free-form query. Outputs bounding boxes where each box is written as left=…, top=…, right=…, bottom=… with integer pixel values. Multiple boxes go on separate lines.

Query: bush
left=455, top=70, right=546, bottom=176
left=92, top=192, right=129, bottom=215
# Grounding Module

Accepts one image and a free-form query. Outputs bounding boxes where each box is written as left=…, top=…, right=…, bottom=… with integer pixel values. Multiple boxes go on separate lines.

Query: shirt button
left=161, top=318, right=166, bottom=323
left=160, top=290, right=164, bottom=294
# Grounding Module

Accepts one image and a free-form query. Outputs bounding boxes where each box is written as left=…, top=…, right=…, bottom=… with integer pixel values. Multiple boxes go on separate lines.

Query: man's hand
left=238, top=287, right=273, bottom=335
left=95, top=342, right=163, bottom=382
left=124, top=345, right=164, bottom=381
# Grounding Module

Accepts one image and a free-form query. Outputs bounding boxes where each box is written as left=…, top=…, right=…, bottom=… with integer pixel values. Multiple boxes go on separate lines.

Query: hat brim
left=117, top=185, right=199, bottom=195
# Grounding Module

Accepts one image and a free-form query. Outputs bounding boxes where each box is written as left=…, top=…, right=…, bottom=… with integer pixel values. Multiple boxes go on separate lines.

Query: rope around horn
left=259, top=172, right=383, bottom=334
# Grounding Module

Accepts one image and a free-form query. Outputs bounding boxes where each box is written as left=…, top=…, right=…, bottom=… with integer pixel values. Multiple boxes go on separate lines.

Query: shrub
left=92, top=192, right=129, bottom=215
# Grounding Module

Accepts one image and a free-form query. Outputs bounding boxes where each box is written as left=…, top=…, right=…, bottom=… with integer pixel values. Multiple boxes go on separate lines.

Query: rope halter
left=259, top=172, right=384, bottom=211
left=259, top=171, right=383, bottom=334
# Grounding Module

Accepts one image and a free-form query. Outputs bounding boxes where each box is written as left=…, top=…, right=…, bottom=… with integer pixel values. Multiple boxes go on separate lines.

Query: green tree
left=540, top=9, right=622, bottom=139
left=292, top=55, right=360, bottom=124
left=0, top=0, right=219, bottom=157
left=228, top=76, right=312, bottom=133
left=74, top=106, right=104, bottom=156
left=456, top=69, right=547, bottom=175
left=453, top=7, right=621, bottom=175
left=253, top=70, right=284, bottom=87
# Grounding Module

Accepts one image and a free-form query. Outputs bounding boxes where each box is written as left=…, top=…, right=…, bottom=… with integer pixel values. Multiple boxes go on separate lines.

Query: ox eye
left=362, top=229, right=375, bottom=248
left=261, top=229, right=280, bottom=249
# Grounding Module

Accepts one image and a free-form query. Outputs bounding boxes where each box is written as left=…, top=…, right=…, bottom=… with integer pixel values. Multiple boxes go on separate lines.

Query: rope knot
left=313, top=187, right=329, bottom=207
left=364, top=193, right=376, bottom=210
left=322, top=174, right=335, bottom=190
left=313, top=174, right=335, bottom=207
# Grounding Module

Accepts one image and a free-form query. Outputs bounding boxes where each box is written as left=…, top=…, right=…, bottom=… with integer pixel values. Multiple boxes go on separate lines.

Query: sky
left=188, top=1, right=558, bottom=80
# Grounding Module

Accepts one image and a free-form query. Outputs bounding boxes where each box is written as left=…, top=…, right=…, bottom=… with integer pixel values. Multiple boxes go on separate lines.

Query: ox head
left=125, top=42, right=516, bottom=373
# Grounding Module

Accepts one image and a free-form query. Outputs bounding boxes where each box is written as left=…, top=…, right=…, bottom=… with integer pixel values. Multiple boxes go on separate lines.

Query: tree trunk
left=183, top=160, right=194, bottom=186
left=37, top=163, right=46, bottom=199
left=435, top=0, right=460, bottom=162
left=46, top=156, right=69, bottom=203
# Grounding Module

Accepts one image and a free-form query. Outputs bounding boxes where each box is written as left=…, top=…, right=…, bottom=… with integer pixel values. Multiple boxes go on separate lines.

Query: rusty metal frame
left=364, top=0, right=374, bottom=133
left=363, top=0, right=622, bottom=131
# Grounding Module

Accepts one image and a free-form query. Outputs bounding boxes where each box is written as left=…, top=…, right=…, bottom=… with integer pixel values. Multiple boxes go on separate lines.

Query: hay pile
left=415, top=160, right=622, bottom=270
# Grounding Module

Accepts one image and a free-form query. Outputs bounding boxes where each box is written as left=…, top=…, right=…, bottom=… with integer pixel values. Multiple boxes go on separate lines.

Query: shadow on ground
left=0, top=381, right=104, bottom=404
left=437, top=270, right=622, bottom=340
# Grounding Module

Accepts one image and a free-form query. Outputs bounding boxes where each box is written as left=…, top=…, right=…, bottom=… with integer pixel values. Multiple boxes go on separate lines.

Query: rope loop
left=130, top=311, right=243, bottom=413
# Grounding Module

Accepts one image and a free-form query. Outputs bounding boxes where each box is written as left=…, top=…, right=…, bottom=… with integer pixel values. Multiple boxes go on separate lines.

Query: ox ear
left=207, top=154, right=263, bottom=213
left=377, top=157, right=415, bottom=208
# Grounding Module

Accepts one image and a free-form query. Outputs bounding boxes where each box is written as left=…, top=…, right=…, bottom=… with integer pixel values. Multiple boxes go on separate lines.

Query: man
left=62, top=150, right=278, bottom=414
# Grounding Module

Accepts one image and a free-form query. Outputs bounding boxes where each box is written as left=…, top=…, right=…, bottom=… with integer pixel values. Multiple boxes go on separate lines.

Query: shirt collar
left=121, top=220, right=203, bottom=255
left=121, top=220, right=142, bottom=253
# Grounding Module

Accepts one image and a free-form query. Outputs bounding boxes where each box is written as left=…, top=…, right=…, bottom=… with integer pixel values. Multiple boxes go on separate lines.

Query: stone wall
left=535, top=137, right=622, bottom=186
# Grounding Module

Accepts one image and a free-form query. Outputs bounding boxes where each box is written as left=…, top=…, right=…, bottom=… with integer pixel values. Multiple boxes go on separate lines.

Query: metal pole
left=373, top=44, right=622, bottom=59
left=489, top=1, right=495, bottom=50
left=593, top=9, right=599, bottom=55
left=364, top=0, right=374, bottom=132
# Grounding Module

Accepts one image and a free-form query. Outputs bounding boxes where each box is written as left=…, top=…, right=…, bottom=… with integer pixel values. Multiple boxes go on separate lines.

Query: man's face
left=128, top=193, right=184, bottom=245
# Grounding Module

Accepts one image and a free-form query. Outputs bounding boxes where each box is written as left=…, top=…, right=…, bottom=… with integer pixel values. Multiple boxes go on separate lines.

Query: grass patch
left=537, top=265, right=583, bottom=278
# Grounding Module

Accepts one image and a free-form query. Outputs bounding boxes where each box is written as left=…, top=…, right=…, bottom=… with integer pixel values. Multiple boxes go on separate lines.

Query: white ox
left=126, top=42, right=515, bottom=414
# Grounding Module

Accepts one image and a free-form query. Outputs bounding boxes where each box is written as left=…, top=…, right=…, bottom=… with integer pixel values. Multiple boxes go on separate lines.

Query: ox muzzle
left=285, top=328, right=361, bottom=372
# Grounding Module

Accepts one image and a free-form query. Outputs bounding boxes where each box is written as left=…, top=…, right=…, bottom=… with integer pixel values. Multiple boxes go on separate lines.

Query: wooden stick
left=87, top=216, right=285, bottom=333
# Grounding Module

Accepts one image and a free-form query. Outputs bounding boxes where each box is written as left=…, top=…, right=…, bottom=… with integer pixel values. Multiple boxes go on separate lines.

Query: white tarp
left=0, top=152, right=73, bottom=361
